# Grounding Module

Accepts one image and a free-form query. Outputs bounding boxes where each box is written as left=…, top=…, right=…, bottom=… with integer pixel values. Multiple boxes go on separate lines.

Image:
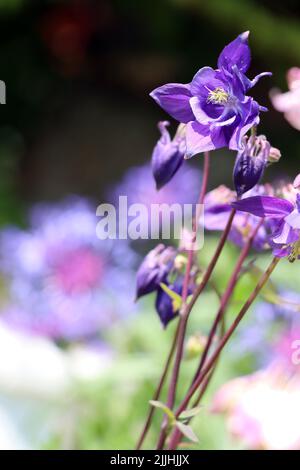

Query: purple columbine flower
left=150, top=32, right=271, bottom=157
left=232, top=192, right=300, bottom=261
left=152, top=121, right=186, bottom=189
left=233, top=135, right=275, bottom=197
left=136, top=244, right=177, bottom=299
left=203, top=185, right=270, bottom=250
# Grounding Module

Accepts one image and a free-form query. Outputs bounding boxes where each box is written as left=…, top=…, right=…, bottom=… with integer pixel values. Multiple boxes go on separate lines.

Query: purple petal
left=190, top=67, right=227, bottom=97
left=189, top=96, right=214, bottom=124
left=231, top=66, right=271, bottom=94
left=284, top=208, right=300, bottom=230
left=229, top=98, right=260, bottom=150
left=232, top=196, right=294, bottom=218
left=249, top=72, right=272, bottom=89
left=217, top=31, right=251, bottom=74
left=185, top=121, right=215, bottom=157
left=150, top=83, right=194, bottom=123
left=272, top=220, right=299, bottom=244
left=272, top=246, right=291, bottom=258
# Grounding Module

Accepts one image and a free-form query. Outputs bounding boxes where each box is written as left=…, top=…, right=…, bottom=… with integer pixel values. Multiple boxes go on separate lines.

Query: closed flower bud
left=185, top=334, right=207, bottom=359
left=135, top=244, right=176, bottom=300
left=151, top=121, right=186, bottom=189
left=233, top=135, right=270, bottom=198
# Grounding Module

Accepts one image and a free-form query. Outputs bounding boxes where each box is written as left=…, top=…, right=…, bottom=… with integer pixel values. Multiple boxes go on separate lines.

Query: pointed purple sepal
left=232, top=196, right=294, bottom=218
left=217, top=31, right=251, bottom=74
left=150, top=83, right=194, bottom=123
left=152, top=122, right=185, bottom=189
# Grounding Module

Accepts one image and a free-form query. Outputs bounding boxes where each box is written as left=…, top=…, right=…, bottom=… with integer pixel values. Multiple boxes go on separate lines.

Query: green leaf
left=175, top=421, right=199, bottom=443
left=149, top=400, right=175, bottom=423
left=178, top=406, right=202, bottom=420
left=159, top=283, right=182, bottom=312
left=247, top=264, right=300, bottom=311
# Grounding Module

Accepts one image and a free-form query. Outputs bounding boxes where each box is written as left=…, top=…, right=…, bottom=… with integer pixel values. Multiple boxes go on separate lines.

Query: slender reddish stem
left=170, top=256, right=280, bottom=448
left=168, top=220, right=264, bottom=449
left=192, top=219, right=264, bottom=384
left=135, top=320, right=180, bottom=450
left=156, top=208, right=236, bottom=449
left=136, top=151, right=210, bottom=450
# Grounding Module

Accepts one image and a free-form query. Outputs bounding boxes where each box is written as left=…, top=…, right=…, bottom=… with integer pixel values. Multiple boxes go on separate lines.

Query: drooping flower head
left=203, top=184, right=271, bottom=251
left=136, top=244, right=196, bottom=327
left=136, top=244, right=177, bottom=299
left=232, top=191, right=300, bottom=261
left=151, top=32, right=271, bottom=158
left=271, top=67, right=300, bottom=130
left=151, top=121, right=187, bottom=189
left=233, top=135, right=280, bottom=198
left=0, top=197, right=137, bottom=341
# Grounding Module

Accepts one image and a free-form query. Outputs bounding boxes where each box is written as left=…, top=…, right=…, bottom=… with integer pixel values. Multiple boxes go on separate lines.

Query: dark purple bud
left=136, top=244, right=176, bottom=300
left=152, top=121, right=186, bottom=189
left=155, top=280, right=193, bottom=328
left=233, top=135, right=270, bottom=198
left=155, top=282, right=181, bottom=328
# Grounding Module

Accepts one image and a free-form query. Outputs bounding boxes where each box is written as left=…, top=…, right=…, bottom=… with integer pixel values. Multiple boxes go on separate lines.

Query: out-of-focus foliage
left=41, top=239, right=300, bottom=449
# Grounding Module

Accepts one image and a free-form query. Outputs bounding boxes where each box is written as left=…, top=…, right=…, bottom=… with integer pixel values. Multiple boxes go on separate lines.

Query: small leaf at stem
left=178, top=406, right=202, bottom=420
left=149, top=400, right=176, bottom=423
left=175, top=421, right=199, bottom=443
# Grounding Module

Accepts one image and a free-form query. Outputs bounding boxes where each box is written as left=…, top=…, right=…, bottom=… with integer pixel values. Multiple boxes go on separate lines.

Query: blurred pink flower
left=271, top=67, right=300, bottom=130
left=212, top=329, right=300, bottom=449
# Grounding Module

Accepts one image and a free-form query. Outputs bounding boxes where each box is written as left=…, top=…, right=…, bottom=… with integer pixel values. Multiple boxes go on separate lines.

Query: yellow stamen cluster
left=207, top=87, right=229, bottom=105
left=288, top=239, right=300, bottom=263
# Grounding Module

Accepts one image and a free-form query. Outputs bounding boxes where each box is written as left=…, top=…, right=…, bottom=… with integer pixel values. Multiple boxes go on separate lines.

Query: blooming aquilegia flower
left=136, top=244, right=196, bottom=327
left=0, top=197, right=137, bottom=341
left=270, top=67, right=300, bottom=131
left=233, top=135, right=280, bottom=197
left=203, top=184, right=271, bottom=251
left=152, top=121, right=187, bottom=189
left=232, top=191, right=300, bottom=261
left=150, top=32, right=271, bottom=157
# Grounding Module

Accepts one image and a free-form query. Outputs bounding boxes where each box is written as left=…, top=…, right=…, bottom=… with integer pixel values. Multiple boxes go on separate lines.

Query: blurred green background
left=0, top=0, right=300, bottom=450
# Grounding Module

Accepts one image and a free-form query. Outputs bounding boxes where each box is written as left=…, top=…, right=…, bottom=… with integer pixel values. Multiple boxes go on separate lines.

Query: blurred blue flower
left=109, top=162, right=201, bottom=209
left=0, top=197, right=138, bottom=341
